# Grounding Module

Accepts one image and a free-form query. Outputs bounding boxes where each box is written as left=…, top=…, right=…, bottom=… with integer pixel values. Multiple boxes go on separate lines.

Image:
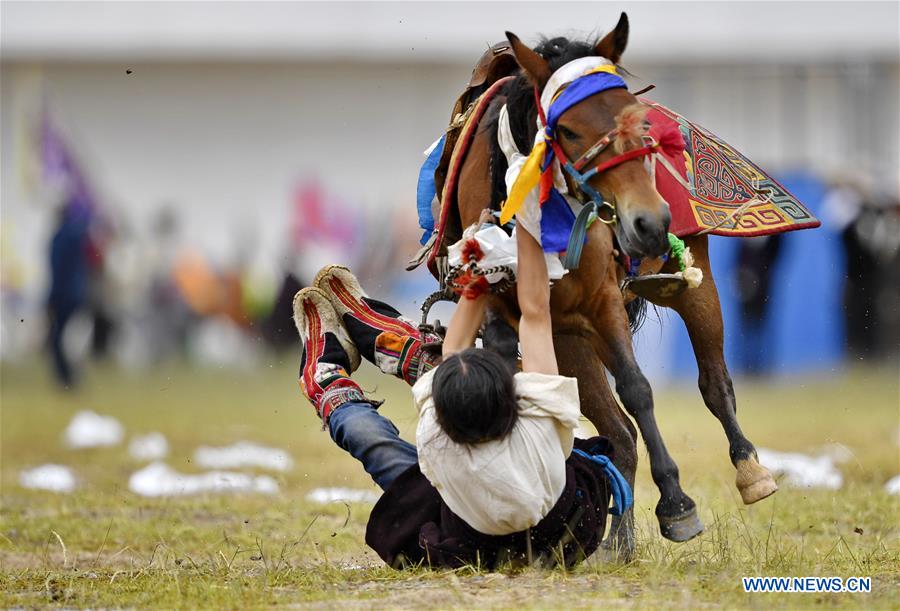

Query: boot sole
left=292, top=287, right=361, bottom=372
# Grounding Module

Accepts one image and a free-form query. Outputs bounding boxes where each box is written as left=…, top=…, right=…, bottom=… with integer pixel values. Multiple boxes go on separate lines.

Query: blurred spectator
left=259, top=270, right=305, bottom=351
left=824, top=182, right=900, bottom=360
left=734, top=234, right=783, bottom=375
left=46, top=204, right=90, bottom=387
left=85, top=212, right=117, bottom=359
left=147, top=209, right=193, bottom=362
left=0, top=224, right=29, bottom=362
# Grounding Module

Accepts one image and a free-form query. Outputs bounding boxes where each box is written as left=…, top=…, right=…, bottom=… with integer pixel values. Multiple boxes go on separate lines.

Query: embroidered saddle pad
left=643, top=99, right=820, bottom=238
left=412, top=91, right=821, bottom=275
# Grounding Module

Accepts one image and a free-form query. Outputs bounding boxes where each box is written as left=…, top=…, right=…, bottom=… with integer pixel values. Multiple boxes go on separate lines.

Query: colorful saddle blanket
left=643, top=99, right=820, bottom=238
left=414, top=98, right=820, bottom=262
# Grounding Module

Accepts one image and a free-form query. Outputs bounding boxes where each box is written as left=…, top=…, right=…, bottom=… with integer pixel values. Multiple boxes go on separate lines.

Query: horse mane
left=487, top=36, right=599, bottom=211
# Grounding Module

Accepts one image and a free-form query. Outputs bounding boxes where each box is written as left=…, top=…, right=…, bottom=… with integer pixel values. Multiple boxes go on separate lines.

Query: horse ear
left=505, top=32, right=551, bottom=88
left=595, top=12, right=629, bottom=64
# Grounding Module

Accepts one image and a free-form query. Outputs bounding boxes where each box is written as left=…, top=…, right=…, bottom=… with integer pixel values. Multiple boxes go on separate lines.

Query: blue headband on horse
left=499, top=65, right=628, bottom=252
left=500, top=66, right=627, bottom=225
left=545, top=70, right=628, bottom=136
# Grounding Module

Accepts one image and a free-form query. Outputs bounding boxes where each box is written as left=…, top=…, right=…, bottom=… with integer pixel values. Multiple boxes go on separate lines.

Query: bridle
left=529, top=83, right=686, bottom=268
left=497, top=59, right=687, bottom=268
left=532, top=84, right=676, bottom=227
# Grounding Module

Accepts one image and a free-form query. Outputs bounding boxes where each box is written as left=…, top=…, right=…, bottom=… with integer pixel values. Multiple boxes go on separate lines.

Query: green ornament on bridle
left=667, top=233, right=687, bottom=272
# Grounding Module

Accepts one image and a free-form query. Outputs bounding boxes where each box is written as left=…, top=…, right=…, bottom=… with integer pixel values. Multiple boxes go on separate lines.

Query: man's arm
left=442, top=292, right=487, bottom=358
left=516, top=228, right=558, bottom=375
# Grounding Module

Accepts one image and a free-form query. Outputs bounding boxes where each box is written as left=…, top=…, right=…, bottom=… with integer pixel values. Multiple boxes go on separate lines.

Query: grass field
left=1, top=358, right=898, bottom=608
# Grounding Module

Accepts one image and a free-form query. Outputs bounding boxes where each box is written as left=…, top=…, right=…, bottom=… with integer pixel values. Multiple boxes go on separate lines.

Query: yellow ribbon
left=500, top=140, right=546, bottom=224
left=584, top=64, right=619, bottom=76
left=499, top=64, right=620, bottom=225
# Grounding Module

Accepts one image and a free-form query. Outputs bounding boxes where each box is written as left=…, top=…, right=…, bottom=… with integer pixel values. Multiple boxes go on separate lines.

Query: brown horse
left=438, top=13, right=778, bottom=559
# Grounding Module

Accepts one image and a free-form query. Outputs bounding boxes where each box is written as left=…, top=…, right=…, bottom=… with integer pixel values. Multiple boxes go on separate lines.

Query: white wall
left=1, top=60, right=472, bottom=297
left=4, top=1, right=897, bottom=64
left=2, top=56, right=898, bottom=309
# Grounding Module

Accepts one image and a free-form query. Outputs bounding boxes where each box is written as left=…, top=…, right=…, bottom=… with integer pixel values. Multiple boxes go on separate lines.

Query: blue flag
left=416, top=135, right=445, bottom=245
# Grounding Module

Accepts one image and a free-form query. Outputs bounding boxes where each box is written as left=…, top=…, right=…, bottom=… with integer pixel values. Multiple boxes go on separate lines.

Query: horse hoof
left=735, top=457, right=779, bottom=505
left=658, top=508, right=704, bottom=542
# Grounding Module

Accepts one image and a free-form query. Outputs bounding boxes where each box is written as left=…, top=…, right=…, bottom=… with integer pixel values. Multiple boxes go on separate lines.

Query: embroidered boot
left=293, top=287, right=365, bottom=427
left=313, top=264, right=439, bottom=385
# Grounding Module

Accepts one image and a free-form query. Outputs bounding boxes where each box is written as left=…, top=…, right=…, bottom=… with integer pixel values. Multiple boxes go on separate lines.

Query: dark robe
left=365, top=437, right=614, bottom=569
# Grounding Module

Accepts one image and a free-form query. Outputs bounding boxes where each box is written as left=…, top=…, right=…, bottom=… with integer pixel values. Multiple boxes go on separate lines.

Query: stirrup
left=406, top=232, right=438, bottom=271
left=622, top=273, right=688, bottom=300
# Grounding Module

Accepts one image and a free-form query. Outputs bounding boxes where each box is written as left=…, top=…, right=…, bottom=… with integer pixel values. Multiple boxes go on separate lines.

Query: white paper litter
left=757, top=447, right=843, bottom=490
left=128, top=462, right=278, bottom=497
left=885, top=475, right=900, bottom=495
left=820, top=442, right=854, bottom=464
left=19, top=464, right=76, bottom=492
left=64, top=410, right=125, bottom=449
left=128, top=432, right=169, bottom=461
left=193, top=441, right=294, bottom=472
left=305, top=487, right=380, bottom=504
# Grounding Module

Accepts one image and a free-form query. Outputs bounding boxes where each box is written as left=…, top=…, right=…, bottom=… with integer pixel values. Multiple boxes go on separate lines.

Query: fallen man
left=292, top=225, right=631, bottom=569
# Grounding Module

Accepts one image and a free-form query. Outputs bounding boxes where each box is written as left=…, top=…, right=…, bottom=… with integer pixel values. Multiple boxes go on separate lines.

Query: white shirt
left=412, top=367, right=581, bottom=536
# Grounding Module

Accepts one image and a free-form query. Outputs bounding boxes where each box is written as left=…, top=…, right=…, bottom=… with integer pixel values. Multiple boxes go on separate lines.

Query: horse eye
left=557, top=125, right=579, bottom=141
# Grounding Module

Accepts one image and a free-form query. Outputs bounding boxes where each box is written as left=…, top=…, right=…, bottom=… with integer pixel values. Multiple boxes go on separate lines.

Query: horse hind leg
left=553, top=331, right=637, bottom=562
left=658, top=235, right=778, bottom=504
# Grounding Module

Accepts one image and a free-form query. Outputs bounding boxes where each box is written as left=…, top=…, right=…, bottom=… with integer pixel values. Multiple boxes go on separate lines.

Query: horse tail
left=625, top=296, right=648, bottom=335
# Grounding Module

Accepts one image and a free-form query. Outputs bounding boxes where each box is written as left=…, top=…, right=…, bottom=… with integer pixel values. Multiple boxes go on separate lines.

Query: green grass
left=1, top=358, right=898, bottom=608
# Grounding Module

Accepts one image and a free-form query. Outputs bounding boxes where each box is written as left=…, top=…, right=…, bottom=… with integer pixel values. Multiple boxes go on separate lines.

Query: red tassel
left=450, top=269, right=474, bottom=295
left=461, top=238, right=484, bottom=263
left=655, top=124, right=685, bottom=157
left=461, top=276, right=490, bottom=300
left=450, top=269, right=489, bottom=300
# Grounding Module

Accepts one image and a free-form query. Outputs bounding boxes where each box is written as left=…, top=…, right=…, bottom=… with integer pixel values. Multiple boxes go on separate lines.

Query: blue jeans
left=328, top=401, right=418, bottom=491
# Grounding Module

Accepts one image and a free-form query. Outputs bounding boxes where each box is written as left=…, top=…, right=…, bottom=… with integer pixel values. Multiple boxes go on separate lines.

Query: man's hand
left=478, top=208, right=497, bottom=226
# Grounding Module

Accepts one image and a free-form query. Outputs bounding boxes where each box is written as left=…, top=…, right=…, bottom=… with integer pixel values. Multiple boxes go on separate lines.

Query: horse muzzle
left=616, top=206, right=671, bottom=259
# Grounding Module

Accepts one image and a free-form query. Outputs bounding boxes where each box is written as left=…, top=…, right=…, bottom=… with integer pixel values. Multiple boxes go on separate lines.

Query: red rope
left=590, top=145, right=656, bottom=174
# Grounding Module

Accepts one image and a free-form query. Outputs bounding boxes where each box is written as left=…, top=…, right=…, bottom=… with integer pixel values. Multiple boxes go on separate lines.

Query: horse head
left=507, top=13, right=672, bottom=260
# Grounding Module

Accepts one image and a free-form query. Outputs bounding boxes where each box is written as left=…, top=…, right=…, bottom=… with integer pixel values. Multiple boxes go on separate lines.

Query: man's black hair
left=432, top=347, right=518, bottom=445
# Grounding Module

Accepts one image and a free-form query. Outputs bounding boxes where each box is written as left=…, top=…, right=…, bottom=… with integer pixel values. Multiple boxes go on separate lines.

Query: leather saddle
left=407, top=42, right=518, bottom=273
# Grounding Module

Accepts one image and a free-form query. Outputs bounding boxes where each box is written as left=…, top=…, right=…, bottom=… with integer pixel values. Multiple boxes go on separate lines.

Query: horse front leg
left=553, top=330, right=637, bottom=562
left=656, top=234, right=778, bottom=504
left=590, top=280, right=703, bottom=542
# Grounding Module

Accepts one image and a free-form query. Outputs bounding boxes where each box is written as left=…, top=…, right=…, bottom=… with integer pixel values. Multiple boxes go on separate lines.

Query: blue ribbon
left=539, top=190, right=577, bottom=253
left=416, top=134, right=446, bottom=245
left=545, top=71, right=627, bottom=133
left=572, top=448, right=634, bottom=516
